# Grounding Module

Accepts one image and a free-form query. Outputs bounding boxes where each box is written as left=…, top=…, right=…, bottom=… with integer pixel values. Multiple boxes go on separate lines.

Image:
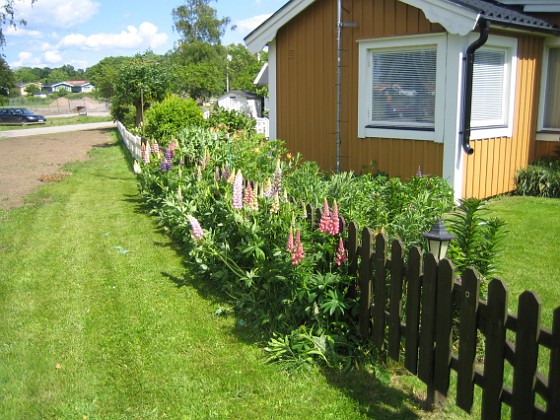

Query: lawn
left=0, top=135, right=428, bottom=418
left=0, top=115, right=111, bottom=130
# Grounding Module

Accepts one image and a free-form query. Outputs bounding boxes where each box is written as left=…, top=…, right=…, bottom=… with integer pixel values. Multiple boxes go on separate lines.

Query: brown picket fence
left=303, top=204, right=560, bottom=419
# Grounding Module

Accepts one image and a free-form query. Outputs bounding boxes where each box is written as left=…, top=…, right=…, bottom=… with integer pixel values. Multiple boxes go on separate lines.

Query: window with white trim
left=469, top=36, right=517, bottom=140
left=358, top=34, right=446, bottom=141
left=538, top=42, right=560, bottom=133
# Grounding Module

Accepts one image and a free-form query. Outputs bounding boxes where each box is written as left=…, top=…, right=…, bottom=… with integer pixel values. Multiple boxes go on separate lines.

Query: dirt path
left=0, top=128, right=115, bottom=210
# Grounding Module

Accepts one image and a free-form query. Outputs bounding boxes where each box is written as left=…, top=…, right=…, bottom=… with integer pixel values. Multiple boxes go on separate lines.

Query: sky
left=2, top=0, right=287, bottom=71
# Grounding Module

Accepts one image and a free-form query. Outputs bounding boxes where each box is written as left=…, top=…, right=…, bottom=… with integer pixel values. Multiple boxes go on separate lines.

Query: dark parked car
left=0, top=108, right=47, bottom=124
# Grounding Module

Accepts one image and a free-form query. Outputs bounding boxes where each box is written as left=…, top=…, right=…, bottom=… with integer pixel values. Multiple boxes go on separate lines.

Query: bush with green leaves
left=515, top=158, right=560, bottom=198
left=205, top=106, right=256, bottom=133
left=143, top=95, right=203, bottom=146
left=133, top=127, right=501, bottom=371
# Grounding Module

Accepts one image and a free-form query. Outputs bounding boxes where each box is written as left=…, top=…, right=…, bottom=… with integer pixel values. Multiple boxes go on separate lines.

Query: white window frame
left=537, top=37, right=560, bottom=141
left=469, top=35, right=517, bottom=140
left=358, top=34, right=447, bottom=142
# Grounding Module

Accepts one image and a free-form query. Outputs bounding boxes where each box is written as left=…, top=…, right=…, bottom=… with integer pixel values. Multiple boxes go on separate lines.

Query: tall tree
left=85, top=56, right=129, bottom=99
left=0, top=0, right=37, bottom=47
left=0, top=56, right=14, bottom=96
left=112, top=52, right=170, bottom=127
left=172, top=0, right=230, bottom=45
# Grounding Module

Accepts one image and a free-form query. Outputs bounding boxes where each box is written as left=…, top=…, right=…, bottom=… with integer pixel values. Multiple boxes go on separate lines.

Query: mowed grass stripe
left=1, top=136, right=422, bottom=419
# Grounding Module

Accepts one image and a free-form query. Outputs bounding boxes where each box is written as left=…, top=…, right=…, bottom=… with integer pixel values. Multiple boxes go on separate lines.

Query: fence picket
left=434, top=259, right=454, bottom=397
left=405, top=247, right=422, bottom=374
left=389, top=239, right=404, bottom=361
left=548, top=307, right=560, bottom=419
left=482, top=279, right=508, bottom=419
left=511, top=291, right=541, bottom=420
left=359, top=228, right=373, bottom=337
left=418, top=253, right=438, bottom=392
left=456, top=268, right=481, bottom=413
left=373, top=233, right=388, bottom=348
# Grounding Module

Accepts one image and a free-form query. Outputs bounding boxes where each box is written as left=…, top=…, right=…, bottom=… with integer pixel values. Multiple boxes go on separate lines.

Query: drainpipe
left=461, top=18, right=490, bottom=155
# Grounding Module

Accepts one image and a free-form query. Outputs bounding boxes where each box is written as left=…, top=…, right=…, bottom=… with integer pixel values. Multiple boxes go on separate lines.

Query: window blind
left=543, top=47, right=560, bottom=130
left=472, top=49, right=506, bottom=126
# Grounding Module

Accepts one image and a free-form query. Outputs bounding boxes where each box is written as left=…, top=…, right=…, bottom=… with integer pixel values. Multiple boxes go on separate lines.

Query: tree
left=0, top=56, right=14, bottom=96
left=172, top=0, right=230, bottom=45
left=0, top=0, right=37, bottom=47
left=225, top=43, right=265, bottom=92
left=112, top=52, right=170, bottom=127
left=85, top=56, right=130, bottom=100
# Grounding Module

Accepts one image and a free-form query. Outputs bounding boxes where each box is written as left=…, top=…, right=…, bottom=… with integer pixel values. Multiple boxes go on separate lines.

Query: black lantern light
left=422, top=220, right=455, bottom=261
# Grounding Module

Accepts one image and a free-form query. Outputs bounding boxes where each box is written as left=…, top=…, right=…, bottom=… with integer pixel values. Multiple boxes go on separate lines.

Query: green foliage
left=85, top=56, right=130, bottom=100
left=205, top=105, right=256, bottom=133
left=143, top=95, right=203, bottom=144
left=515, top=158, right=560, bottom=198
left=0, top=56, right=15, bottom=96
left=172, top=0, right=230, bottom=45
left=447, top=198, right=506, bottom=283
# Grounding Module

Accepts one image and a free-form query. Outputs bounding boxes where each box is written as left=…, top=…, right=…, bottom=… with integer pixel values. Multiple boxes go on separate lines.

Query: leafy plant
left=515, top=158, right=560, bottom=198
left=205, top=105, right=256, bottom=133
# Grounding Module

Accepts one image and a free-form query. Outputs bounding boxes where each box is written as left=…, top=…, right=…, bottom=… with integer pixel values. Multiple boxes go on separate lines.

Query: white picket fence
left=255, top=117, right=269, bottom=138
left=117, top=121, right=142, bottom=161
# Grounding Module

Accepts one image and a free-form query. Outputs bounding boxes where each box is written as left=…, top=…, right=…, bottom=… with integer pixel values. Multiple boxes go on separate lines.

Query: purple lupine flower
left=232, top=169, right=243, bottom=209
left=187, top=215, right=204, bottom=240
left=165, top=148, right=173, bottom=170
left=416, top=165, right=423, bottom=178
left=160, top=159, right=168, bottom=172
left=152, top=141, right=160, bottom=155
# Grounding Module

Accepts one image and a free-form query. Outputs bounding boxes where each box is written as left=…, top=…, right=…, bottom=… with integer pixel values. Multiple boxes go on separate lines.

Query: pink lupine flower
left=290, top=229, right=304, bottom=265
left=244, top=182, right=254, bottom=207
left=152, top=141, right=160, bottom=155
left=335, top=237, right=347, bottom=266
left=142, top=142, right=151, bottom=164
left=330, top=200, right=340, bottom=235
left=270, top=191, right=280, bottom=214
left=168, top=140, right=177, bottom=157
left=232, top=169, right=243, bottom=209
left=286, top=227, right=294, bottom=253
left=318, top=198, right=332, bottom=233
left=187, top=215, right=204, bottom=240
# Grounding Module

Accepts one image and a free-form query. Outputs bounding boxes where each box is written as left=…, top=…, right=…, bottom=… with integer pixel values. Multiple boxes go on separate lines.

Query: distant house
left=42, top=81, right=94, bottom=94
left=245, top=0, right=560, bottom=200
left=217, top=90, right=264, bottom=119
left=15, top=82, right=43, bottom=96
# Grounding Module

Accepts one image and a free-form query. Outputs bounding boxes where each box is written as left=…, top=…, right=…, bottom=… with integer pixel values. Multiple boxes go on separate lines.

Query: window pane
left=472, top=49, right=506, bottom=126
left=371, top=47, right=436, bottom=127
left=543, top=47, right=560, bottom=130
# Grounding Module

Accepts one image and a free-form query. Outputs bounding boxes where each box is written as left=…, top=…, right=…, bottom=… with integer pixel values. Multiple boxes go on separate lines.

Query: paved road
left=0, top=121, right=117, bottom=138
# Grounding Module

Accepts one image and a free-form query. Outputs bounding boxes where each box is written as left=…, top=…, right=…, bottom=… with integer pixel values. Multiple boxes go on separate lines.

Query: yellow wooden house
left=245, top=0, right=560, bottom=199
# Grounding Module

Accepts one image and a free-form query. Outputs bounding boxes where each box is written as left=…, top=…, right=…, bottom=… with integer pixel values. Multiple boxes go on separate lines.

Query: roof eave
left=244, top=0, right=317, bottom=53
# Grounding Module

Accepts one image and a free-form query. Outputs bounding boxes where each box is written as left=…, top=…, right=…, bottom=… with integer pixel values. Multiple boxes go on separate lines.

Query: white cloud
left=5, top=26, right=43, bottom=38
left=58, top=22, right=168, bottom=51
left=233, top=14, right=272, bottom=35
left=10, top=51, right=43, bottom=68
left=14, top=0, right=100, bottom=29
left=43, top=50, right=63, bottom=63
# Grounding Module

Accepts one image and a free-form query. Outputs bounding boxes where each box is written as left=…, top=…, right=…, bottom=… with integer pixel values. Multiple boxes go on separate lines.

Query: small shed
left=217, top=90, right=264, bottom=119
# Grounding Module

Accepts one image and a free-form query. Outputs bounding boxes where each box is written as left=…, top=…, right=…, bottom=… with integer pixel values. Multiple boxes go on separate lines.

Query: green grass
left=0, top=115, right=111, bottom=130
left=0, top=134, right=427, bottom=418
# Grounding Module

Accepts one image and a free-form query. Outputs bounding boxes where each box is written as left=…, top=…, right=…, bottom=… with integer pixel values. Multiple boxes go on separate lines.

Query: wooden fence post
left=388, top=239, right=404, bottom=361
left=346, top=222, right=359, bottom=300
left=481, top=278, right=508, bottom=419
left=419, top=253, right=438, bottom=407
left=405, top=246, right=422, bottom=374
left=547, top=306, right=560, bottom=419
left=511, top=291, right=541, bottom=420
left=372, top=233, right=388, bottom=348
left=456, top=268, right=481, bottom=413
left=434, top=258, right=454, bottom=398
left=359, top=228, right=373, bottom=337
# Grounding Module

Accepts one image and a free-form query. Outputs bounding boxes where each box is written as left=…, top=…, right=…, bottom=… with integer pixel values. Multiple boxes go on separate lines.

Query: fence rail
left=117, top=121, right=142, bottom=162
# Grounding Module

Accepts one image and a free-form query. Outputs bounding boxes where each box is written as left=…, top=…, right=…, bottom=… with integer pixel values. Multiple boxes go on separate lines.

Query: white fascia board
left=244, top=0, right=317, bottom=54
left=399, top=0, right=480, bottom=36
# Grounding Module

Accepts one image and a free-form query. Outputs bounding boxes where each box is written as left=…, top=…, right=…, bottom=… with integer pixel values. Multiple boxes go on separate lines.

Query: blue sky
left=3, top=0, right=286, bottom=70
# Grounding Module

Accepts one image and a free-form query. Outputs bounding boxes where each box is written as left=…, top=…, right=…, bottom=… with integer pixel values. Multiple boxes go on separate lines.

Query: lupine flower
left=291, top=229, right=304, bottom=265
left=416, top=165, right=423, bottom=178
left=152, top=141, right=160, bottom=155
left=133, top=160, right=142, bottom=174
left=142, top=142, right=151, bottom=164
left=232, top=169, right=243, bottom=209
left=270, top=191, right=280, bottom=214
left=165, top=148, right=173, bottom=170
left=244, top=182, right=254, bottom=208
left=160, top=159, right=168, bottom=172
left=262, top=179, right=273, bottom=197
left=335, top=237, right=347, bottom=266
left=248, top=192, right=259, bottom=211
left=222, top=163, right=231, bottom=181
left=330, top=200, right=340, bottom=235
left=187, top=215, right=204, bottom=240
left=286, top=227, right=294, bottom=253
left=272, top=159, right=283, bottom=196
left=318, top=198, right=332, bottom=233
left=168, top=140, right=177, bottom=157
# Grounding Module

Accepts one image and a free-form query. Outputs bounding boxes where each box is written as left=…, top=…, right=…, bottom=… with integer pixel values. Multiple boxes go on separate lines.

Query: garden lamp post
left=422, top=220, right=455, bottom=261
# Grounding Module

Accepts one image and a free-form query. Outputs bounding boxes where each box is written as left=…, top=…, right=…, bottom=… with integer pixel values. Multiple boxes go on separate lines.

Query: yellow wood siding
left=276, top=0, right=443, bottom=179
left=462, top=36, right=544, bottom=198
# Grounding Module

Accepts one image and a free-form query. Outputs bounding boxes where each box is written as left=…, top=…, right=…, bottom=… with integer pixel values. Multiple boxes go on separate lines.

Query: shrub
left=205, top=106, right=256, bottom=133
left=515, top=158, right=560, bottom=198
left=143, top=95, right=203, bottom=146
